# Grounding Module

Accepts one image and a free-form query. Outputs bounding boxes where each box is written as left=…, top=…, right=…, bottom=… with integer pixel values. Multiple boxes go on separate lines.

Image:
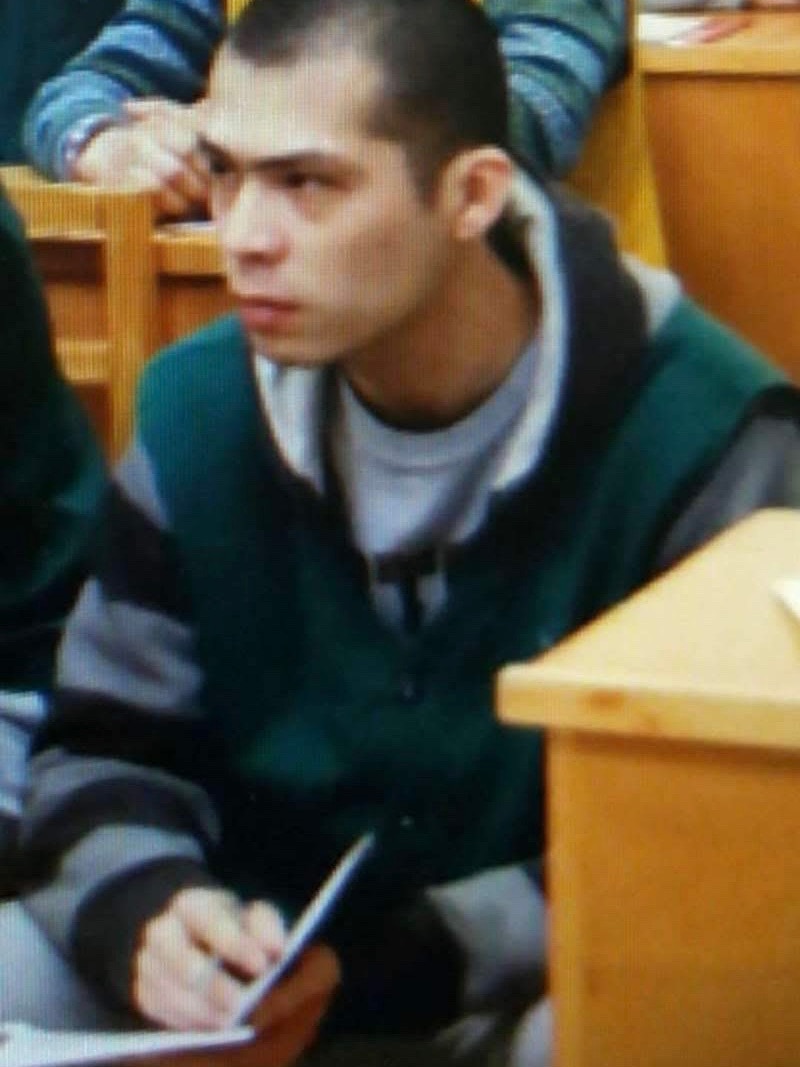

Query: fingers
left=123, top=137, right=208, bottom=215
left=72, top=100, right=210, bottom=218
left=174, top=889, right=280, bottom=976
left=136, top=950, right=236, bottom=1031
left=242, top=899, right=287, bottom=963
left=133, top=888, right=288, bottom=1031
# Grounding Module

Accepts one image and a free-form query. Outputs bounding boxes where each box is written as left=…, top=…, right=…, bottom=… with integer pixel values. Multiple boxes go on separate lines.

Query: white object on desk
left=773, top=576, right=800, bottom=623
left=0, top=1022, right=252, bottom=1067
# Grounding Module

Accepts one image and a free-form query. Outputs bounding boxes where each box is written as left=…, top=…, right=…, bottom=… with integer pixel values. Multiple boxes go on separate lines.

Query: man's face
left=200, top=47, right=454, bottom=368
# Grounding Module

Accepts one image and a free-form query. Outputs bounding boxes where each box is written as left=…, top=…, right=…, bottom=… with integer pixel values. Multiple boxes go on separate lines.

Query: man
left=0, top=187, right=105, bottom=884
left=21, top=0, right=626, bottom=216
left=4, top=0, right=800, bottom=1063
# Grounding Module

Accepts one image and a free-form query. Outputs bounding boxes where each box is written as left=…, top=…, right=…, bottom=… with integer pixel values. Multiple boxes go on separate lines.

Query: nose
left=217, top=176, right=288, bottom=263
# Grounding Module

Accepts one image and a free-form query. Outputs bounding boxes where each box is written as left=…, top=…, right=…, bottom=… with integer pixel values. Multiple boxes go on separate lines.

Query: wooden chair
left=1, top=165, right=157, bottom=459
left=566, top=9, right=666, bottom=266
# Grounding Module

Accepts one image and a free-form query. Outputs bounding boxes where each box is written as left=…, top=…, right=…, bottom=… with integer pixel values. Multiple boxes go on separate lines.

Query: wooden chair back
left=1, top=166, right=157, bottom=458
left=566, top=7, right=666, bottom=266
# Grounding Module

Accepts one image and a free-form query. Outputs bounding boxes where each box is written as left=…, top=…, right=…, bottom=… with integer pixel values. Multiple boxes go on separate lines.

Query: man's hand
left=130, top=947, right=341, bottom=1067
left=71, top=98, right=209, bottom=217
left=134, top=887, right=287, bottom=1030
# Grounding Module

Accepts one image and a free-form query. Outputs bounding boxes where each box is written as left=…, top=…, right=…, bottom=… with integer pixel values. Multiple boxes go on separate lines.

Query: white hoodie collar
left=252, top=169, right=680, bottom=494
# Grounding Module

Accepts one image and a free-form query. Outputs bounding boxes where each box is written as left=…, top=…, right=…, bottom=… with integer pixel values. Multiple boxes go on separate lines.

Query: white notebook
left=0, top=1023, right=253, bottom=1067
left=774, top=576, right=800, bottom=624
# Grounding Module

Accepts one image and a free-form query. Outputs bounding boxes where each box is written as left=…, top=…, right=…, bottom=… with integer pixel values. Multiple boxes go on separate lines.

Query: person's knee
left=507, top=997, right=552, bottom=1067
left=0, top=900, right=129, bottom=1029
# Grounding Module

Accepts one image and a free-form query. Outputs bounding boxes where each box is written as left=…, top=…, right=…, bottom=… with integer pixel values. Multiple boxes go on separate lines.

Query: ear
left=437, top=147, right=514, bottom=241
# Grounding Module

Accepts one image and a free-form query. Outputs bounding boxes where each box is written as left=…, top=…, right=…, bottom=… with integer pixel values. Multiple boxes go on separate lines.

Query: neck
left=343, top=241, right=539, bottom=430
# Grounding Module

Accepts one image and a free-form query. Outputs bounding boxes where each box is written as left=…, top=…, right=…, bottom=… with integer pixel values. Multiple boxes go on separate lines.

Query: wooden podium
left=497, top=509, right=800, bottom=1067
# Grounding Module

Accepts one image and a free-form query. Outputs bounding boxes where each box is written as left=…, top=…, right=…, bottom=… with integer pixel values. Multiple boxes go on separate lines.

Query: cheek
left=323, top=211, right=442, bottom=311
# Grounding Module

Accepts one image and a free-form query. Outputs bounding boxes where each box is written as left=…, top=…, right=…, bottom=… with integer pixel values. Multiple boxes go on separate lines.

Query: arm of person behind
left=486, top=0, right=627, bottom=177
left=21, top=0, right=222, bottom=215
left=0, top=190, right=105, bottom=887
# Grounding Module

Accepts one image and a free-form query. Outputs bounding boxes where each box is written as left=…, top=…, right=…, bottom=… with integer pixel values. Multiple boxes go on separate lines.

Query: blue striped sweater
left=20, top=0, right=626, bottom=180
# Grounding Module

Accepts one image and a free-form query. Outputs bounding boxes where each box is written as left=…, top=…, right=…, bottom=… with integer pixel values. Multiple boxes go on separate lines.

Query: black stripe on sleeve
left=34, top=689, right=204, bottom=765
left=96, top=484, right=192, bottom=621
left=20, top=774, right=217, bottom=887
left=73, top=856, right=219, bottom=1012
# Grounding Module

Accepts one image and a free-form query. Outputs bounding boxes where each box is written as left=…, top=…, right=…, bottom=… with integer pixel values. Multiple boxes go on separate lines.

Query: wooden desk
left=2, top=166, right=234, bottom=453
left=640, top=13, right=800, bottom=382
left=498, top=509, right=800, bottom=1067
left=153, top=224, right=232, bottom=346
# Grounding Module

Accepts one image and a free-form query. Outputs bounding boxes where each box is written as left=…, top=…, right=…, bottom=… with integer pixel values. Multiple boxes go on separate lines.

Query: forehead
left=202, top=47, right=384, bottom=161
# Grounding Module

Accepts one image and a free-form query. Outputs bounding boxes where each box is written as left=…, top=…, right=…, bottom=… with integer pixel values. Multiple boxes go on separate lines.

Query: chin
left=250, top=335, right=344, bottom=370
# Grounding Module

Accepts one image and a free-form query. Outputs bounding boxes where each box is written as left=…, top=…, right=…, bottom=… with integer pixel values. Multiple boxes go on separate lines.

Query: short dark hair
left=227, top=0, right=509, bottom=195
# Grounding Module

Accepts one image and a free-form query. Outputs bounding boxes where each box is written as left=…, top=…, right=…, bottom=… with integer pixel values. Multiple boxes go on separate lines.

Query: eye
left=284, top=171, right=332, bottom=194
left=207, top=155, right=233, bottom=178
left=199, top=144, right=234, bottom=178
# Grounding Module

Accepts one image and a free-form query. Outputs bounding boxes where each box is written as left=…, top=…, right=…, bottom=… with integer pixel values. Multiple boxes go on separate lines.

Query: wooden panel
left=2, top=166, right=158, bottom=458
left=157, top=277, right=232, bottom=346
left=548, top=730, right=800, bottom=1067
left=645, top=74, right=800, bottom=380
left=641, top=12, right=800, bottom=382
left=568, top=62, right=666, bottom=267
left=153, top=227, right=232, bottom=345
left=497, top=510, right=800, bottom=1067
left=28, top=241, right=107, bottom=349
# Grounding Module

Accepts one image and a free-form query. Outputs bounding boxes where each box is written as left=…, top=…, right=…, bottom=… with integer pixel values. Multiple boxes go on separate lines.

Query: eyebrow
left=197, top=136, right=355, bottom=176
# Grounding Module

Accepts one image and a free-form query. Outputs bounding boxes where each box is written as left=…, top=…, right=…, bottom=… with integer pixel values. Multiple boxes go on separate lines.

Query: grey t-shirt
left=332, top=338, right=539, bottom=631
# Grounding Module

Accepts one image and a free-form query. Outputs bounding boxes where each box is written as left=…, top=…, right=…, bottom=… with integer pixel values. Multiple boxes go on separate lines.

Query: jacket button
left=398, top=673, right=423, bottom=703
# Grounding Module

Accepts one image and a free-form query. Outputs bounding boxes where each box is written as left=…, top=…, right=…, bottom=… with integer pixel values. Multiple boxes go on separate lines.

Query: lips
left=235, top=295, right=300, bottom=330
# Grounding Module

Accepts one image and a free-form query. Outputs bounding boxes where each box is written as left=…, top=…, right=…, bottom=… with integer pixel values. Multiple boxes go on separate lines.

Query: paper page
left=232, top=831, right=375, bottom=1023
left=773, top=576, right=800, bottom=623
left=637, top=13, right=708, bottom=43
left=0, top=1022, right=252, bottom=1067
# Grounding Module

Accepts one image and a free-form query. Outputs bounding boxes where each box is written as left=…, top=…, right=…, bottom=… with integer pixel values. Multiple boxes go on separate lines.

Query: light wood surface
left=641, top=12, right=800, bottom=381
left=152, top=225, right=231, bottom=347
left=2, top=165, right=157, bottom=458
left=568, top=19, right=666, bottom=267
left=2, top=168, right=233, bottom=453
left=500, top=509, right=800, bottom=749
left=640, top=11, right=800, bottom=74
left=498, top=508, right=800, bottom=1067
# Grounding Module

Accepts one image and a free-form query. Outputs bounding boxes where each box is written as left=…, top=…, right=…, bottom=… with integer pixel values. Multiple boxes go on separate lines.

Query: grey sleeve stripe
left=426, top=864, right=548, bottom=1011
left=27, top=751, right=220, bottom=842
left=656, top=412, right=800, bottom=574
left=25, top=824, right=205, bottom=952
left=57, top=579, right=202, bottom=714
left=0, top=690, right=46, bottom=727
left=0, top=691, right=46, bottom=817
left=115, top=437, right=172, bottom=532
